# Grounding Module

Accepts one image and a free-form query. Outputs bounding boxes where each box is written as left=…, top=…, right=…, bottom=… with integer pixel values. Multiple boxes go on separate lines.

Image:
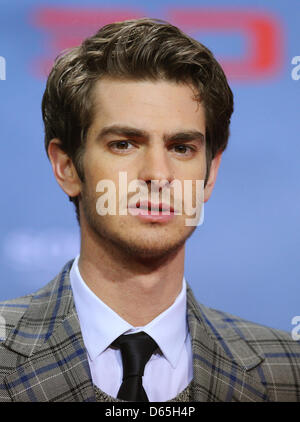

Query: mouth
left=132, top=200, right=174, bottom=213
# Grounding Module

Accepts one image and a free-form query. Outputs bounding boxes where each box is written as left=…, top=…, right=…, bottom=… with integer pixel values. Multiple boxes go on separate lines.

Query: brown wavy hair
left=42, top=18, right=234, bottom=222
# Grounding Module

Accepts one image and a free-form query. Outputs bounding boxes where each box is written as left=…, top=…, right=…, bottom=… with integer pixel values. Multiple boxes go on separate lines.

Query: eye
left=109, top=140, right=134, bottom=151
left=171, top=144, right=195, bottom=156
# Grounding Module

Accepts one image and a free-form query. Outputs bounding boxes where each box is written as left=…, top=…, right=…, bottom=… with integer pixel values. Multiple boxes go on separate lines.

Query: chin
left=107, top=230, right=191, bottom=262
left=118, top=242, right=183, bottom=262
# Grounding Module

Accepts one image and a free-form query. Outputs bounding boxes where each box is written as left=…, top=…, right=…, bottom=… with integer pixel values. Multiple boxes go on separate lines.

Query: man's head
left=43, top=18, right=233, bottom=261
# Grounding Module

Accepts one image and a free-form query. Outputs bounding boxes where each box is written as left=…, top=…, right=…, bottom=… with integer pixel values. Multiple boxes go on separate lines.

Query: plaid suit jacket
left=0, top=260, right=299, bottom=402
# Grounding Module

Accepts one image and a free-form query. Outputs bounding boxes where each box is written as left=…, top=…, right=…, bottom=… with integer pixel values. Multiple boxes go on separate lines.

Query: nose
left=137, top=141, right=174, bottom=187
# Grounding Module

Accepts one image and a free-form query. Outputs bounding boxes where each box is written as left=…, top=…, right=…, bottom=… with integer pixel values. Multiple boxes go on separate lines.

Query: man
left=0, top=18, right=299, bottom=402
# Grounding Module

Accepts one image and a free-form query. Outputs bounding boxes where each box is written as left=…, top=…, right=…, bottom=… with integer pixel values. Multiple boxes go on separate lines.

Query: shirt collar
left=70, top=255, right=188, bottom=369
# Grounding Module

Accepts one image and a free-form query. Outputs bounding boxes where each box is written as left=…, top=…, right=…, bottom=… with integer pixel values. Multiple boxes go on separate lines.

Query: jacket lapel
left=186, top=285, right=268, bottom=402
left=3, top=261, right=96, bottom=402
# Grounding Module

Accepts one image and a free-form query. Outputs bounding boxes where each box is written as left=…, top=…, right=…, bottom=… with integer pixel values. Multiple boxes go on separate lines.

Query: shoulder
left=187, top=285, right=300, bottom=400
left=0, top=294, right=33, bottom=340
left=186, top=283, right=296, bottom=347
left=202, top=303, right=293, bottom=343
left=0, top=259, right=74, bottom=350
left=0, top=292, right=35, bottom=399
left=0, top=261, right=75, bottom=395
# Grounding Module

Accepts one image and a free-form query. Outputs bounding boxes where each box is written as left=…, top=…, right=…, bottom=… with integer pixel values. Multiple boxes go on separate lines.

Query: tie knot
left=112, top=331, right=158, bottom=378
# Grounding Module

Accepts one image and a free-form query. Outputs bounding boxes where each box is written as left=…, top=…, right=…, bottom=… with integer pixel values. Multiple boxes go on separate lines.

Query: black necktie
left=111, top=331, right=158, bottom=401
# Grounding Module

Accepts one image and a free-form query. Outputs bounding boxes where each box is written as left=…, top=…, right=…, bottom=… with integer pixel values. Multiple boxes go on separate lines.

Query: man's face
left=78, top=77, right=216, bottom=260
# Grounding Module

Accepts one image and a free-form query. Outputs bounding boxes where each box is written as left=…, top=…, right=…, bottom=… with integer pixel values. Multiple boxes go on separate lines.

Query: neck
left=78, top=225, right=185, bottom=327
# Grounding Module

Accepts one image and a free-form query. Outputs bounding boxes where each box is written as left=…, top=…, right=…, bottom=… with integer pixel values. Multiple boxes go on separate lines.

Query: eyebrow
left=97, top=125, right=205, bottom=144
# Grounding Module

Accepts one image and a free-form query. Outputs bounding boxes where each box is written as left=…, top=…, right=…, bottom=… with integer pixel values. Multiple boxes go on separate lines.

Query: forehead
left=89, top=77, right=206, bottom=134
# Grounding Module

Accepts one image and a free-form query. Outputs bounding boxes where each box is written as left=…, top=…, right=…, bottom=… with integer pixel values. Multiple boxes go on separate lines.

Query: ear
left=47, top=139, right=82, bottom=198
left=204, top=152, right=222, bottom=203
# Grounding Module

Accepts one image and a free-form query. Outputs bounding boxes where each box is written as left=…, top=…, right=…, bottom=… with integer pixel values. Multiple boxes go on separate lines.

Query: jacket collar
left=186, top=285, right=268, bottom=401
left=4, top=261, right=267, bottom=402
left=3, top=260, right=96, bottom=402
left=3, top=261, right=75, bottom=358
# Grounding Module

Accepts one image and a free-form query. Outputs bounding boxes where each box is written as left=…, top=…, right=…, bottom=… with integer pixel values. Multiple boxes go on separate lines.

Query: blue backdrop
left=0, top=0, right=299, bottom=333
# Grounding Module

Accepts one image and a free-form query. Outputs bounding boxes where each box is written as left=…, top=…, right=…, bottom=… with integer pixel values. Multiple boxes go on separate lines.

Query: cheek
left=175, top=160, right=206, bottom=182
left=83, top=153, right=110, bottom=180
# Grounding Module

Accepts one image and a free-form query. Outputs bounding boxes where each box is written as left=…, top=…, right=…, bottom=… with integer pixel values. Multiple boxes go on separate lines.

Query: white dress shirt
left=70, top=255, right=193, bottom=401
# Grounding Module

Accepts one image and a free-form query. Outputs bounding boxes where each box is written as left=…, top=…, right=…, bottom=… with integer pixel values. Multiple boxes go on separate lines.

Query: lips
left=132, top=200, right=174, bottom=213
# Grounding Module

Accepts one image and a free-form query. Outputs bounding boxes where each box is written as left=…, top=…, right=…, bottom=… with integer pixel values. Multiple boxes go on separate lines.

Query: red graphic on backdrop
left=31, top=7, right=144, bottom=77
left=31, top=7, right=284, bottom=81
left=170, top=9, right=283, bottom=80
